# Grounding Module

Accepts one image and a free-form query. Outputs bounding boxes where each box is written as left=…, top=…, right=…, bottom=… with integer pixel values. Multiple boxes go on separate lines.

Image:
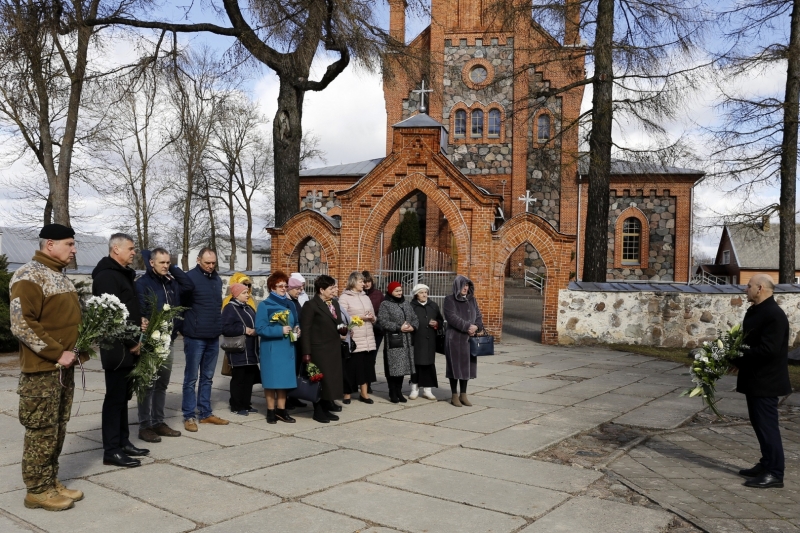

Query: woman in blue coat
left=256, top=271, right=299, bottom=424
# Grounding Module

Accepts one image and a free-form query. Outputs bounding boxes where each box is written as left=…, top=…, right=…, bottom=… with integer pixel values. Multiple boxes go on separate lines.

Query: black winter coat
left=182, top=265, right=223, bottom=339
left=411, top=299, right=443, bottom=366
left=92, top=256, right=141, bottom=370
left=732, top=296, right=792, bottom=397
left=299, top=295, right=344, bottom=401
left=221, top=300, right=259, bottom=366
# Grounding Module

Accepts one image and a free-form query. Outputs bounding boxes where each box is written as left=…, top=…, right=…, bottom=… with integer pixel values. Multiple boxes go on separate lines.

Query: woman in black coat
left=299, top=275, right=345, bottom=423
left=410, top=284, right=442, bottom=400
left=221, top=284, right=260, bottom=415
left=443, top=275, right=484, bottom=407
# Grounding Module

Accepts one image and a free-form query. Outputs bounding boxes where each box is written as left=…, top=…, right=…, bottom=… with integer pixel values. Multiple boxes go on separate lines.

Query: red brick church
left=271, top=0, right=702, bottom=343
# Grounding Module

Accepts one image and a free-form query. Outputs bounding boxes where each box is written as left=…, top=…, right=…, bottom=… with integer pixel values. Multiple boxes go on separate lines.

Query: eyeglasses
left=275, top=283, right=288, bottom=288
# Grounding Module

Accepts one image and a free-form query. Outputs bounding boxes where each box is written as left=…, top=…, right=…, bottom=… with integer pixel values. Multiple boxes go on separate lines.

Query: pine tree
left=391, top=211, right=422, bottom=252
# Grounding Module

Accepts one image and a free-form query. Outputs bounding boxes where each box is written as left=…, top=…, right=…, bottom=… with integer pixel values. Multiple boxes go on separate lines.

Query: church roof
left=577, top=154, right=702, bottom=176
left=299, top=158, right=384, bottom=178
left=392, top=114, right=447, bottom=130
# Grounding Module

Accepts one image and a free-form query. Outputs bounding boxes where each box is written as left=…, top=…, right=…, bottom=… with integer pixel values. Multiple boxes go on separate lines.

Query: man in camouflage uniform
left=10, top=223, right=88, bottom=511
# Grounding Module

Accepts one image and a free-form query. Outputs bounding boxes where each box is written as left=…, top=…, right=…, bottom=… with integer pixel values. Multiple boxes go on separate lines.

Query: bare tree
left=706, top=0, right=799, bottom=283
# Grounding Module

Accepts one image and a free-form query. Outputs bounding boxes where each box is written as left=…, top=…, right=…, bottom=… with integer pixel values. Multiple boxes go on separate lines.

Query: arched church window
left=471, top=109, right=484, bottom=137
left=622, top=217, right=641, bottom=264
left=488, top=109, right=501, bottom=137
left=537, top=114, right=551, bottom=142
left=454, top=110, right=466, bottom=137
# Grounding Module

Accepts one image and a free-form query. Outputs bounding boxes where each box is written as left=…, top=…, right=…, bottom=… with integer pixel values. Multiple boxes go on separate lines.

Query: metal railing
left=524, top=269, right=546, bottom=293
left=689, top=271, right=727, bottom=285
left=375, top=247, right=456, bottom=307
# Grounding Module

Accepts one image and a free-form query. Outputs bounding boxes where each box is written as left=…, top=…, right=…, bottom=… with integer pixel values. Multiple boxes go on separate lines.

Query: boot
left=459, top=393, right=472, bottom=406
left=409, top=383, right=419, bottom=400
left=312, top=402, right=330, bottom=423
left=266, top=409, right=277, bottom=424
left=55, top=480, right=84, bottom=501
left=275, top=408, right=296, bottom=423
left=451, top=393, right=462, bottom=407
left=388, top=382, right=399, bottom=404
left=24, top=488, right=74, bottom=511
left=421, top=388, right=436, bottom=400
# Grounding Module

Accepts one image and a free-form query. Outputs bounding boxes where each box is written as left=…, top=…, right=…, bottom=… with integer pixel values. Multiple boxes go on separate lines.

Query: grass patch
left=607, top=343, right=800, bottom=391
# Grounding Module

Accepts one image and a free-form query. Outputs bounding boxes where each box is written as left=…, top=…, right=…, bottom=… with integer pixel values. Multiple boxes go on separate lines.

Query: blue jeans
left=182, top=337, right=219, bottom=420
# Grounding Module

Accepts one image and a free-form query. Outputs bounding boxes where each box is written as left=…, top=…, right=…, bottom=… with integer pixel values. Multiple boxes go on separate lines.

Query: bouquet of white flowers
left=74, top=293, right=140, bottom=359
left=681, top=324, right=747, bottom=418
left=130, top=297, right=187, bottom=400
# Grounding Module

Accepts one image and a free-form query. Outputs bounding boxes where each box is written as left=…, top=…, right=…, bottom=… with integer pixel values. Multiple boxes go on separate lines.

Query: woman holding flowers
left=378, top=282, right=418, bottom=403
left=255, top=271, right=299, bottom=424
left=221, top=283, right=260, bottom=416
left=338, top=272, right=377, bottom=404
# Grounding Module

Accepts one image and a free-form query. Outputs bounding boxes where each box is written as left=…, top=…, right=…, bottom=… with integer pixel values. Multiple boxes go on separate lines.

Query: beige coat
left=338, top=289, right=377, bottom=352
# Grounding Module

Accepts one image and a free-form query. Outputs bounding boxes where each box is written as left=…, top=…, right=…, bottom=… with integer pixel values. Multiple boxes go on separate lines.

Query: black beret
left=39, top=223, right=75, bottom=240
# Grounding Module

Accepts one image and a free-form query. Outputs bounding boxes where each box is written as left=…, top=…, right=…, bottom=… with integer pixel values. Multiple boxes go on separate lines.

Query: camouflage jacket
left=10, top=251, right=85, bottom=373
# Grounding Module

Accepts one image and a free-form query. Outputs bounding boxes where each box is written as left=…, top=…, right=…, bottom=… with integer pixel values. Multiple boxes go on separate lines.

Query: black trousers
left=230, top=365, right=260, bottom=412
left=746, top=395, right=785, bottom=479
left=103, top=368, right=133, bottom=455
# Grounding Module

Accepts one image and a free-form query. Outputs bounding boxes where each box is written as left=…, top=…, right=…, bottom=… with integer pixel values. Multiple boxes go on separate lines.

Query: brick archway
left=490, top=214, right=575, bottom=344
left=357, top=173, right=472, bottom=271
left=269, top=209, right=341, bottom=280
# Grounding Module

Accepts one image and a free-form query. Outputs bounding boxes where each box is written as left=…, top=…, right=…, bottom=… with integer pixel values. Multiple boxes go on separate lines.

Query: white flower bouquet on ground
left=681, top=324, right=747, bottom=418
left=74, top=293, right=140, bottom=359
left=130, top=298, right=187, bottom=400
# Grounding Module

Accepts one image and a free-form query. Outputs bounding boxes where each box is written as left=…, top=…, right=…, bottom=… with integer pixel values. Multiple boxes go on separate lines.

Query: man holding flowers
left=10, top=223, right=88, bottom=511
left=732, top=274, right=791, bottom=489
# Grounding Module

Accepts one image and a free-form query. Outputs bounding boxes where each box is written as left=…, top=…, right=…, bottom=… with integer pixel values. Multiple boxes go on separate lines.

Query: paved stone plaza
left=0, top=337, right=797, bottom=533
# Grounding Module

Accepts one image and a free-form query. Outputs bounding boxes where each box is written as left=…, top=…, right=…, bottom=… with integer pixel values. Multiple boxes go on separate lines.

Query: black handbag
left=288, top=375, right=321, bottom=403
left=435, top=322, right=446, bottom=354
left=387, top=332, right=404, bottom=349
left=469, top=331, right=495, bottom=356
left=220, top=335, right=246, bottom=352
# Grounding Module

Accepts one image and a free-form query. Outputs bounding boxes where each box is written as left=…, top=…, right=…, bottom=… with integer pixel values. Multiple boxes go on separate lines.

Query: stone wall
left=557, top=288, right=800, bottom=348
left=300, top=190, right=341, bottom=216
left=298, top=239, right=327, bottom=273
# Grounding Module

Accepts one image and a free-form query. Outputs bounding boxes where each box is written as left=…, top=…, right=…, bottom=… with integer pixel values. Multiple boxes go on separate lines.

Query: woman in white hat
left=409, top=284, right=443, bottom=400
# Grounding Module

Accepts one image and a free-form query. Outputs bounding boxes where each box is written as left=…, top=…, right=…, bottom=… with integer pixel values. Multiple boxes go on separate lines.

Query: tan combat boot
left=55, top=480, right=84, bottom=501
left=24, top=488, right=74, bottom=511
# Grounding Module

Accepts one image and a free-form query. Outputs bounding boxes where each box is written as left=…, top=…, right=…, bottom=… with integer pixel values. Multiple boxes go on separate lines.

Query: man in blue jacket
left=181, top=248, right=228, bottom=431
left=135, top=248, right=194, bottom=442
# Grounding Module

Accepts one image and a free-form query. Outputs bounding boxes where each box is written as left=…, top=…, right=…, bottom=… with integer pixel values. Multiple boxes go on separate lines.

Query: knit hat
left=411, top=283, right=429, bottom=296
left=290, top=272, right=306, bottom=283
left=387, top=281, right=402, bottom=294
left=229, top=283, right=248, bottom=298
left=39, top=223, right=75, bottom=240
left=288, top=277, right=304, bottom=289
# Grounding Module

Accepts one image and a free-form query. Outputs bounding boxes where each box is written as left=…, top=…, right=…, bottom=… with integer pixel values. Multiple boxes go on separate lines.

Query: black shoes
left=122, top=444, right=149, bottom=457
left=358, top=396, right=374, bottom=404
left=266, top=409, right=278, bottom=424
left=287, top=397, right=306, bottom=409
left=324, top=401, right=342, bottom=412
left=103, top=452, right=141, bottom=468
left=744, top=473, right=784, bottom=489
left=739, top=464, right=766, bottom=477
left=342, top=398, right=351, bottom=404
left=275, top=409, right=296, bottom=423
left=312, top=402, right=330, bottom=423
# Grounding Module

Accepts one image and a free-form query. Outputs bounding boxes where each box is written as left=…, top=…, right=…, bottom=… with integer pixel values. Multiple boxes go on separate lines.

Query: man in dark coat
left=135, top=248, right=194, bottom=442
left=732, top=274, right=791, bottom=489
left=181, top=247, right=228, bottom=431
left=92, top=233, right=149, bottom=468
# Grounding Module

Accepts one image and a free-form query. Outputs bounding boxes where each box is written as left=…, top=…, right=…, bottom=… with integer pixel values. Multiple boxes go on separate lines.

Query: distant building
left=178, top=237, right=271, bottom=274
left=1, top=226, right=108, bottom=274
left=694, top=220, right=800, bottom=285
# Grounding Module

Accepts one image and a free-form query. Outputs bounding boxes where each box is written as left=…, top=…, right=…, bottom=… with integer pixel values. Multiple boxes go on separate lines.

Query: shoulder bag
left=220, top=305, right=248, bottom=353
left=468, top=329, right=494, bottom=356
left=435, top=321, right=447, bottom=354
left=288, top=375, right=321, bottom=403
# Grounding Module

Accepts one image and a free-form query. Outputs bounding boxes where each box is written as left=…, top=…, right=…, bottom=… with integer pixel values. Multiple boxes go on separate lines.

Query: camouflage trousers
left=17, top=367, right=74, bottom=494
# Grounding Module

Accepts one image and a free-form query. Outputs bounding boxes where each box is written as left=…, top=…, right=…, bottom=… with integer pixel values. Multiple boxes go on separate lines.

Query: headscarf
left=452, top=275, right=474, bottom=302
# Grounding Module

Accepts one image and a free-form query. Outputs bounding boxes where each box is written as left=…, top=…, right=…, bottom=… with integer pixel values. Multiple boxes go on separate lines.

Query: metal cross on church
left=412, top=80, right=433, bottom=113
left=518, top=190, right=538, bottom=213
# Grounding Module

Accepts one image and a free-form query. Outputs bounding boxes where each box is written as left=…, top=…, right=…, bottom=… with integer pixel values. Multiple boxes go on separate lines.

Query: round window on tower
left=462, top=59, right=493, bottom=89
left=470, top=66, right=488, bottom=84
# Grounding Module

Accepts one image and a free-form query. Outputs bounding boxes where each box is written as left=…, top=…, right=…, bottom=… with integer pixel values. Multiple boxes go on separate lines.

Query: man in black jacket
left=733, top=274, right=791, bottom=489
left=92, top=233, right=149, bottom=468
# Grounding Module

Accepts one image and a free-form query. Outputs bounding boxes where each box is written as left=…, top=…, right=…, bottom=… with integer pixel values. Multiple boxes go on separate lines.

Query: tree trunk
left=206, top=190, right=217, bottom=256
left=273, top=79, right=304, bottom=227
left=228, top=173, right=236, bottom=270
left=582, top=0, right=615, bottom=282
left=43, top=194, right=53, bottom=225
left=779, top=0, right=800, bottom=284
left=245, top=198, right=253, bottom=271
left=181, top=168, right=193, bottom=271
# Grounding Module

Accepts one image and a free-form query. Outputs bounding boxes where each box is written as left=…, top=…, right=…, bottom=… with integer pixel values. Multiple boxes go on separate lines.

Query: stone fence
left=557, top=282, right=800, bottom=348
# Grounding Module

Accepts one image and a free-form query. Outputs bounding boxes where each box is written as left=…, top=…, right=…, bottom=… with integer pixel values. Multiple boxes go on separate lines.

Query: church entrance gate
left=375, top=246, right=456, bottom=307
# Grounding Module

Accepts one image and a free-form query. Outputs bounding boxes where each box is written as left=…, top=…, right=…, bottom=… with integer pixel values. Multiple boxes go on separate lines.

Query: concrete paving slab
left=493, top=366, right=559, bottom=379
left=345, top=417, right=482, bottom=446
left=231, top=449, right=400, bottom=497
left=171, top=436, right=336, bottom=477
left=0, top=514, right=34, bottom=533
left=474, top=388, right=579, bottom=406
left=421, top=447, right=602, bottom=493
left=64, top=414, right=103, bottom=433
left=640, top=374, right=693, bottom=387
left=714, top=398, right=750, bottom=419
left=520, top=495, right=672, bottom=533
left=138, top=434, right=223, bottom=460
left=368, top=463, right=569, bottom=518
left=92, top=463, right=276, bottom=524
left=555, top=367, right=612, bottom=379
left=614, top=396, right=705, bottom=429
left=55, top=449, right=135, bottom=481
left=462, top=423, right=582, bottom=456
left=0, top=415, right=25, bottom=467
left=178, top=421, right=280, bottom=446
left=0, top=376, right=19, bottom=391
left=436, top=407, right=539, bottom=433
left=60, top=434, right=102, bottom=455
left=0, top=463, right=25, bottom=495
left=611, top=382, right=680, bottom=398
left=303, top=481, right=526, bottom=533
left=467, top=395, right=562, bottom=414
left=633, top=360, right=685, bottom=372
left=532, top=406, right=617, bottom=429
left=195, top=502, right=365, bottom=533
left=0, top=391, right=19, bottom=416
left=0, top=480, right=194, bottom=533
left=575, top=392, right=653, bottom=412
left=296, top=426, right=446, bottom=461
left=469, top=373, right=531, bottom=388
left=383, top=401, right=486, bottom=424
left=499, top=377, right=573, bottom=394
left=542, top=382, right=616, bottom=400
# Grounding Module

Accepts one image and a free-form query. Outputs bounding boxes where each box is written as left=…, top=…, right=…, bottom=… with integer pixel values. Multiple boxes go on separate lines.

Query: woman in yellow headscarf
left=223, top=272, right=257, bottom=310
